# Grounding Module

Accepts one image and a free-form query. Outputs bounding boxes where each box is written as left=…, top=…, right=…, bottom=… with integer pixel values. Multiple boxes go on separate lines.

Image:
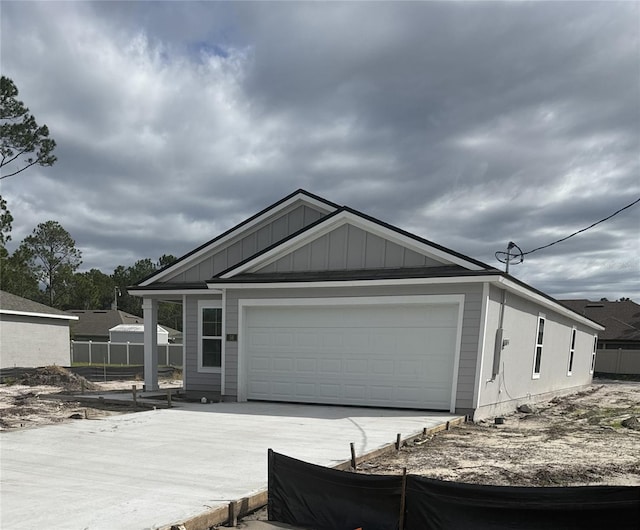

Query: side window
left=590, top=335, right=597, bottom=374
left=567, top=327, right=576, bottom=376
left=198, top=301, right=223, bottom=371
left=533, top=314, right=545, bottom=379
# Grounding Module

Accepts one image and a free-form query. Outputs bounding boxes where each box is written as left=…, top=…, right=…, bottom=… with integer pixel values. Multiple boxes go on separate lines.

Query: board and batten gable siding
left=221, top=283, right=483, bottom=410
left=255, top=224, right=443, bottom=273
left=163, top=204, right=327, bottom=283
left=0, top=314, right=71, bottom=368
left=183, top=294, right=222, bottom=393
left=477, top=284, right=596, bottom=415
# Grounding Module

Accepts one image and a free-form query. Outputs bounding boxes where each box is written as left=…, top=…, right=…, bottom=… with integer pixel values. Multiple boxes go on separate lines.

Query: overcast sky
left=1, top=1, right=638, bottom=301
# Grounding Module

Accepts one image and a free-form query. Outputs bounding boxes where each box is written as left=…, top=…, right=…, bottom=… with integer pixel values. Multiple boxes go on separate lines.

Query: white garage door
left=244, top=301, right=460, bottom=410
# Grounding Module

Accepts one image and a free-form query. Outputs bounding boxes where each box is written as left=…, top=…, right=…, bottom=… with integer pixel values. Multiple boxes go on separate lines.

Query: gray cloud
left=1, top=1, right=638, bottom=302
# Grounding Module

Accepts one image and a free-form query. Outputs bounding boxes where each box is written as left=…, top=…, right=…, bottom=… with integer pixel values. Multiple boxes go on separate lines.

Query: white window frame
left=198, top=300, right=223, bottom=373
left=590, top=335, right=598, bottom=374
left=567, top=327, right=577, bottom=376
left=532, top=313, right=545, bottom=379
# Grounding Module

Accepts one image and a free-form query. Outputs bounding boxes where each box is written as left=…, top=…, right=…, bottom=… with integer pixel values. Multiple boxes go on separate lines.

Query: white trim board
left=0, top=309, right=78, bottom=321
left=139, top=193, right=337, bottom=286
left=222, top=210, right=485, bottom=278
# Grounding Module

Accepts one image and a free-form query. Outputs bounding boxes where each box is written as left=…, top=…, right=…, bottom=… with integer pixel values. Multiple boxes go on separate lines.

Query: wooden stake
left=350, top=442, right=357, bottom=470
left=132, top=385, right=137, bottom=409
left=167, top=389, right=172, bottom=408
left=446, top=421, right=450, bottom=431
left=399, top=467, right=407, bottom=530
left=396, top=433, right=402, bottom=451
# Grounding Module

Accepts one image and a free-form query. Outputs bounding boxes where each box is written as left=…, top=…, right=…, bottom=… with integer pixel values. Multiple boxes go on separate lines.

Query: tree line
left=0, top=75, right=181, bottom=330
left=0, top=216, right=182, bottom=330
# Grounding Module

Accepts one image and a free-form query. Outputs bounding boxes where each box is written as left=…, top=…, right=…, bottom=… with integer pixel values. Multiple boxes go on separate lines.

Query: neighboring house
left=129, top=190, right=603, bottom=420
left=109, top=324, right=170, bottom=345
left=69, top=309, right=181, bottom=343
left=0, top=290, right=78, bottom=368
left=560, top=299, right=640, bottom=375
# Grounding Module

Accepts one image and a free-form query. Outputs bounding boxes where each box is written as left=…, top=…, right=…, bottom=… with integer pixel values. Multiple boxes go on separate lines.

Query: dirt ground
left=0, top=366, right=181, bottom=431
left=358, top=380, right=640, bottom=487
left=2, top=370, right=639, bottom=489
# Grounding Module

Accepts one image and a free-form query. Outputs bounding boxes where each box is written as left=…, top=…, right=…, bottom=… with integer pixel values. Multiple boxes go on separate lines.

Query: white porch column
left=143, top=298, right=159, bottom=391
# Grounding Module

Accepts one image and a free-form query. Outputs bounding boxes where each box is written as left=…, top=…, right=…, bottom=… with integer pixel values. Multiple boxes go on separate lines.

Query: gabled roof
left=560, top=299, right=640, bottom=341
left=0, top=290, right=78, bottom=321
left=69, top=309, right=181, bottom=340
left=68, top=309, right=143, bottom=338
left=218, top=206, right=490, bottom=278
left=138, top=189, right=339, bottom=286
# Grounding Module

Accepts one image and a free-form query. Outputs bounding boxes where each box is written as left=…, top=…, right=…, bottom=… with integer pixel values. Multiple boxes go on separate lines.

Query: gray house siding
left=183, top=294, right=222, bottom=394
left=164, top=204, right=328, bottom=283
left=476, top=284, right=596, bottom=418
left=220, top=282, right=483, bottom=411
left=256, top=224, right=443, bottom=273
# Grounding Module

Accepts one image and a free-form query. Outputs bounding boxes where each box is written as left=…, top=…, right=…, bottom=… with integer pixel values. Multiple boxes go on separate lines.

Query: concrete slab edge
left=161, top=415, right=466, bottom=530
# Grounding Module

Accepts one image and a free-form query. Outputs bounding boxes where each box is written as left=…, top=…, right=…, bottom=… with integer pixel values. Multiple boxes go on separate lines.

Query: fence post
left=166, top=344, right=169, bottom=366
left=108, top=341, right=111, bottom=365
left=70, top=341, right=74, bottom=364
left=127, top=342, right=130, bottom=365
left=89, top=341, right=92, bottom=365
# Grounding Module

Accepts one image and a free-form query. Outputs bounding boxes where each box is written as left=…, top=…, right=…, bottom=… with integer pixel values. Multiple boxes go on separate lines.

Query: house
left=0, top=290, right=78, bottom=368
left=109, top=323, right=170, bottom=345
left=129, top=190, right=603, bottom=420
left=559, top=299, right=640, bottom=375
left=68, top=309, right=181, bottom=343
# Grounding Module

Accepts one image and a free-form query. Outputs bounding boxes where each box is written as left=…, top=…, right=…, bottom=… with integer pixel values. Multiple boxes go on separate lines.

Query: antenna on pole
left=495, top=241, right=523, bottom=274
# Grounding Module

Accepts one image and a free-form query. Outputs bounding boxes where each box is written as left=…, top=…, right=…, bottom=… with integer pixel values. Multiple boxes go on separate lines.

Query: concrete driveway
left=1, top=401, right=460, bottom=529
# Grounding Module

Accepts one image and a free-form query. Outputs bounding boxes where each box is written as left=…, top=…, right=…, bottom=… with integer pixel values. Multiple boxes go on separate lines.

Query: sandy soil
left=0, top=366, right=182, bottom=431
left=359, top=380, right=640, bottom=486
left=3, top=370, right=638, bottom=489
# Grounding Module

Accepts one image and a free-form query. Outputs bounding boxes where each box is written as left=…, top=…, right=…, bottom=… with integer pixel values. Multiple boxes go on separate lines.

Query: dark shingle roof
left=67, top=309, right=144, bottom=338
left=559, top=299, right=640, bottom=341
left=0, top=290, right=75, bottom=318
left=213, top=265, right=498, bottom=283
left=67, top=309, right=181, bottom=340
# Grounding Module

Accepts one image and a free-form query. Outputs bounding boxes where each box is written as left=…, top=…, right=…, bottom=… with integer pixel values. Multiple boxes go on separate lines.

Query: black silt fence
left=268, top=450, right=640, bottom=530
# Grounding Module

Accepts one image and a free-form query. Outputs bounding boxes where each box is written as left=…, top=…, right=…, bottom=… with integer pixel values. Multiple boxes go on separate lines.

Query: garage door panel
left=245, top=303, right=458, bottom=410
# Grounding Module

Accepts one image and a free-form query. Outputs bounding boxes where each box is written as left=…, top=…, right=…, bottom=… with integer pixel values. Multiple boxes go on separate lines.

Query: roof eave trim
left=494, top=277, right=605, bottom=331
left=220, top=210, right=486, bottom=279
left=127, top=288, right=223, bottom=297
left=138, top=190, right=338, bottom=286
left=0, top=309, right=79, bottom=321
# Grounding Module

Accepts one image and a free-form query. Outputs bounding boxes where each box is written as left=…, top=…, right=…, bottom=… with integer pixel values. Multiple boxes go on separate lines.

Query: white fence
left=71, top=341, right=183, bottom=367
left=595, top=348, right=640, bottom=375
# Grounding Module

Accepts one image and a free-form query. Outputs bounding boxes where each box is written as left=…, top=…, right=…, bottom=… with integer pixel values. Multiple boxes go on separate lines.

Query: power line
left=522, top=196, right=640, bottom=256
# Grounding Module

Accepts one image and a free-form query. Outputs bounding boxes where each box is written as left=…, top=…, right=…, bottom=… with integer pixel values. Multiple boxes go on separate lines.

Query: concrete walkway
left=1, top=402, right=460, bottom=529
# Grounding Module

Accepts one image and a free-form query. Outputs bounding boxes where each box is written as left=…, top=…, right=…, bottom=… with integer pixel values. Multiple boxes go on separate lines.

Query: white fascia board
left=221, top=210, right=484, bottom=278
left=139, top=193, right=337, bottom=286
left=494, top=277, right=605, bottom=331
left=208, top=275, right=493, bottom=290
left=127, top=289, right=222, bottom=297
left=0, top=309, right=79, bottom=321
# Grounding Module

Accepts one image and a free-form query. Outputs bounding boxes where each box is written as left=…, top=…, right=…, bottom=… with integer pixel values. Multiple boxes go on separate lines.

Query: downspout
left=221, top=288, right=226, bottom=397
left=182, top=294, right=187, bottom=390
